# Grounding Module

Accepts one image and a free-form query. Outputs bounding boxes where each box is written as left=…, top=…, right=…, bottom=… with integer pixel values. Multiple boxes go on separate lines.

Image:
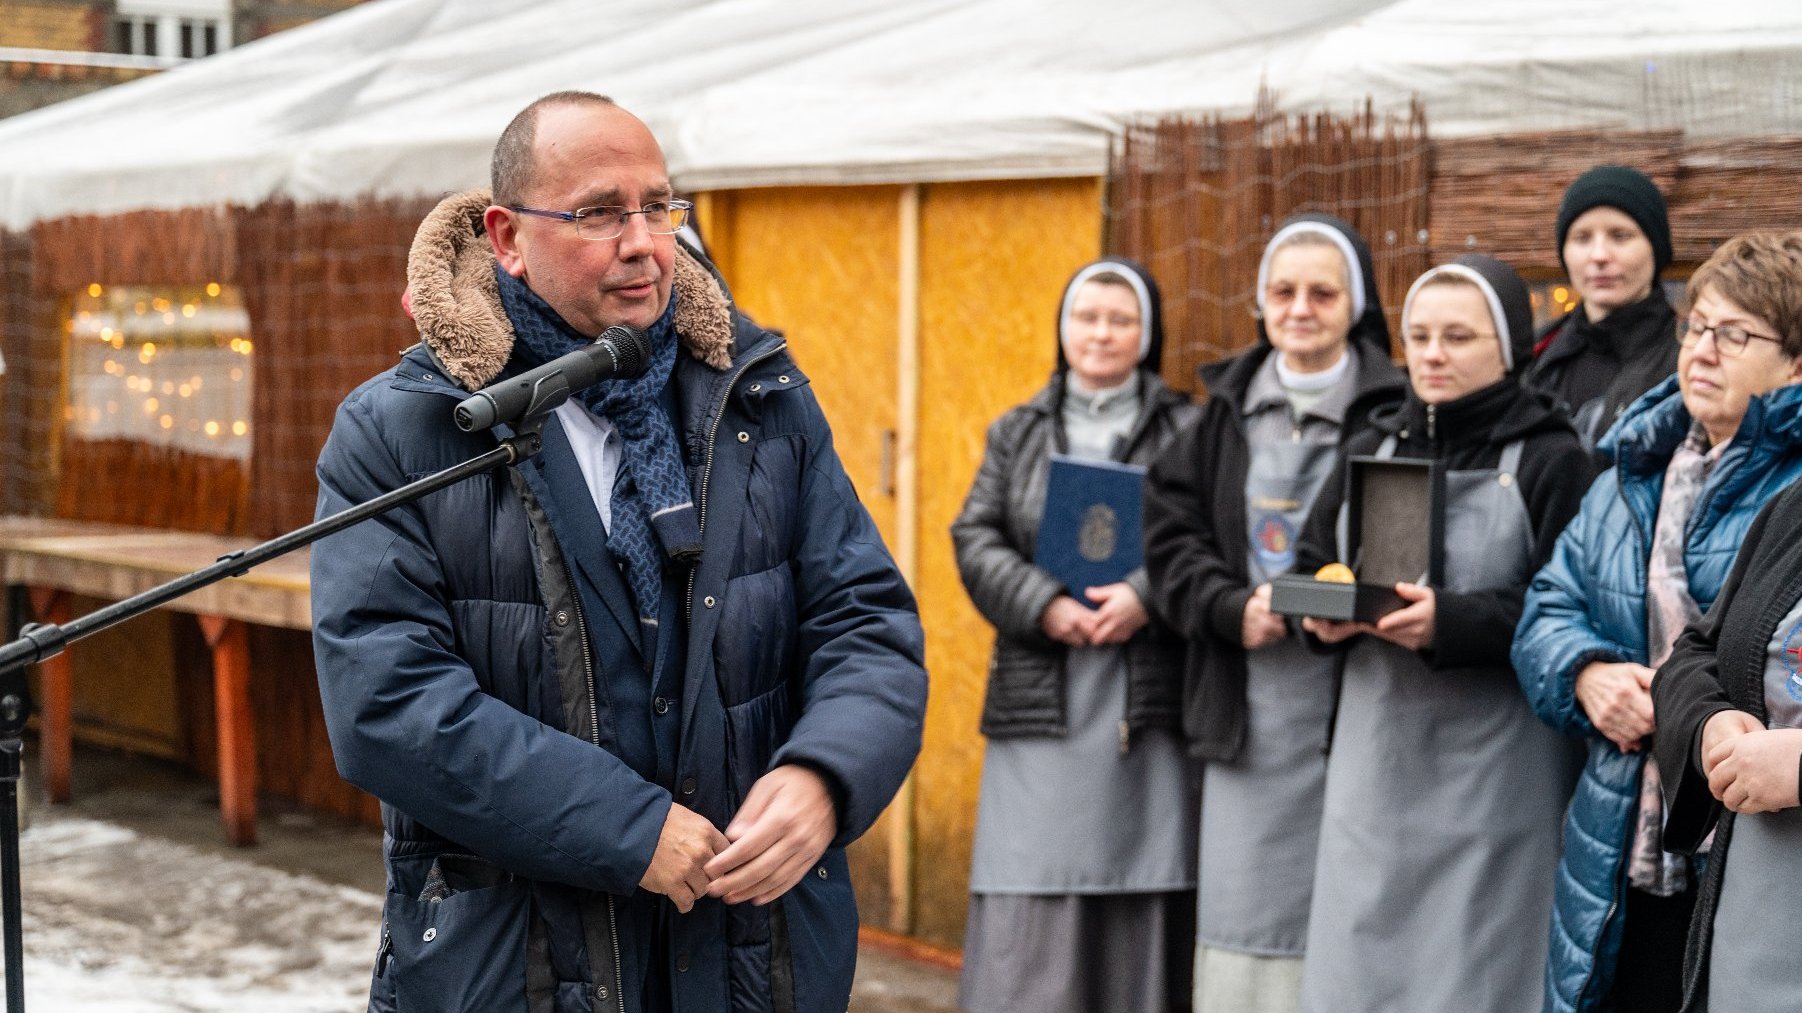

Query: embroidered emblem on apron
left=1248, top=493, right=1304, bottom=577
left=1252, top=512, right=1298, bottom=572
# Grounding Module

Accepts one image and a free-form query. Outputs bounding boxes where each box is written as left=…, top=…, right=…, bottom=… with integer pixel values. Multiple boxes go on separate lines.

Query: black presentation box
left=1268, top=456, right=1445, bottom=623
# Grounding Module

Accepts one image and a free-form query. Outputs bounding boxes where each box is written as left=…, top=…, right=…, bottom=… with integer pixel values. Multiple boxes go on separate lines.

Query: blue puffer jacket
left=1514, top=374, right=1802, bottom=1012
left=311, top=191, right=927, bottom=1013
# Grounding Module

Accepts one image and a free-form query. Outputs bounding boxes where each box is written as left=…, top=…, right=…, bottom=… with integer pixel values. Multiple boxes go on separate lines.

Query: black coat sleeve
left=1652, top=483, right=1791, bottom=852
left=1430, top=432, right=1595, bottom=671
left=1143, top=401, right=1251, bottom=644
left=950, top=412, right=1065, bottom=646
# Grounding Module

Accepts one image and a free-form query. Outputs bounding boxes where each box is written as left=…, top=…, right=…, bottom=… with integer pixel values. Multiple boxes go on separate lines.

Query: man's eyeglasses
left=508, top=199, right=694, bottom=241
left=1676, top=317, right=1786, bottom=357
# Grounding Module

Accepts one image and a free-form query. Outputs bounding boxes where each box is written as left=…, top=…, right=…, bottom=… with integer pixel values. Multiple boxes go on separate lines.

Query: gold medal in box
left=1314, top=563, right=1355, bottom=584
left=1268, top=457, right=1445, bottom=623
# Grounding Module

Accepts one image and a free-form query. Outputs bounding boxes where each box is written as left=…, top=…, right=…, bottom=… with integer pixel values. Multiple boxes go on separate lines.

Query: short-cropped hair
left=1686, top=231, right=1802, bottom=360
left=490, top=91, right=615, bottom=207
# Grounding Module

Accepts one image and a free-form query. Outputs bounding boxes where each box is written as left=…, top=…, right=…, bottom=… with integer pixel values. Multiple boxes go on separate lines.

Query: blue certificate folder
left=1033, top=455, right=1148, bottom=604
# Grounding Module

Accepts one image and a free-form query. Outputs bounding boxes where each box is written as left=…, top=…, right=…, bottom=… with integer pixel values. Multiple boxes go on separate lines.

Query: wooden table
left=0, top=516, right=310, bottom=845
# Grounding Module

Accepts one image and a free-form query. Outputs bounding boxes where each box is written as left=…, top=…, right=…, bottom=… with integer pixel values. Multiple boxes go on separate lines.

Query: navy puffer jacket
left=1513, top=374, right=1802, bottom=1012
left=311, top=191, right=927, bottom=1013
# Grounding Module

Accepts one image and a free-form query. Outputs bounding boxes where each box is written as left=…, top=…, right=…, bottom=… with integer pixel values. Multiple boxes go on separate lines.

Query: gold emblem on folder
left=1078, top=504, right=1118, bottom=563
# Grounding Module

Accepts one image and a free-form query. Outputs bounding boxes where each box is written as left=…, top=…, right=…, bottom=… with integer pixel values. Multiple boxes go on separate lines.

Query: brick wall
left=0, top=1, right=377, bottom=58
left=0, top=1, right=372, bottom=121
left=0, top=1, right=99, bottom=51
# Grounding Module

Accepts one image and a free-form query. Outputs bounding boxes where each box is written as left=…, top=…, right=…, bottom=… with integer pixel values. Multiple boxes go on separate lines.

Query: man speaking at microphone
left=309, top=91, right=927, bottom=1013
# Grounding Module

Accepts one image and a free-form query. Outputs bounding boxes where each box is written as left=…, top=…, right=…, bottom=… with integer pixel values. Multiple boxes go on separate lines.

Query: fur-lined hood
left=405, top=189, right=735, bottom=391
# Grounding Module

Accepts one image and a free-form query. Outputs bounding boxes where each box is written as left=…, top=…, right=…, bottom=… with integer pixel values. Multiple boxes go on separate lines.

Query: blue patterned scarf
left=494, top=266, right=702, bottom=625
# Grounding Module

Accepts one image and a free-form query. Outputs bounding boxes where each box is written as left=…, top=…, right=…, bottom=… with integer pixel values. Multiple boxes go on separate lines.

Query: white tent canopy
left=1, top=0, right=1799, bottom=229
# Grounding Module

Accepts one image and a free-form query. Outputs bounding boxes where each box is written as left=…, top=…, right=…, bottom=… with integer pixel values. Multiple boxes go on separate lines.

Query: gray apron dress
left=1299, top=439, right=1578, bottom=1013
left=967, top=378, right=1194, bottom=896
left=961, top=376, right=1197, bottom=1013
left=1196, top=433, right=1338, bottom=955
left=1707, top=593, right=1802, bottom=1011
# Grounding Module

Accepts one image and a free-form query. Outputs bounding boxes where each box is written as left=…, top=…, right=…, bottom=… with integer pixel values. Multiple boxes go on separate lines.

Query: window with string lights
left=62, top=282, right=253, bottom=461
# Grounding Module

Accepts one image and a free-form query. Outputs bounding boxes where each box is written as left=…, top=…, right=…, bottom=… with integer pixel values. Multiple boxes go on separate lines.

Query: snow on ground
left=0, top=793, right=959, bottom=1013
left=5, top=813, right=380, bottom=1012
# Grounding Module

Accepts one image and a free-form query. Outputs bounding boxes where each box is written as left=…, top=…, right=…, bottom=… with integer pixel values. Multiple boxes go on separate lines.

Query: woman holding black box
left=1143, top=214, right=1404, bottom=1013
left=1295, top=254, right=1591, bottom=1013
left=952, top=258, right=1199, bottom=1013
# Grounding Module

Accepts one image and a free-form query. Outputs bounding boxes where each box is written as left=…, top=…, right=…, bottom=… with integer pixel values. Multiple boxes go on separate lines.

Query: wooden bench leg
left=26, top=588, right=71, bottom=804
left=197, top=615, right=256, bottom=846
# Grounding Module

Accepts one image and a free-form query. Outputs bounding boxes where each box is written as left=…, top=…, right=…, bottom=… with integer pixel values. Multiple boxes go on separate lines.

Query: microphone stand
left=0, top=417, right=550, bottom=1013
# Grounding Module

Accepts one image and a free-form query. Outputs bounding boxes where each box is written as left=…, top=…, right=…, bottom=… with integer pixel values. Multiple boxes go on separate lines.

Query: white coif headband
left=1256, top=221, right=1367, bottom=321
left=1400, top=265, right=1515, bottom=371
left=1061, top=261, right=1154, bottom=362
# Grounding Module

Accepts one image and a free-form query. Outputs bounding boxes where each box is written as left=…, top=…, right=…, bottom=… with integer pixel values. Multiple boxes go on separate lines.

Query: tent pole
left=887, top=183, right=921, bottom=937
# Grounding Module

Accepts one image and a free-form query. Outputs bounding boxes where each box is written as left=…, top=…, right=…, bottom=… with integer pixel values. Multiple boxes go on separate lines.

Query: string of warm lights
left=65, top=281, right=253, bottom=458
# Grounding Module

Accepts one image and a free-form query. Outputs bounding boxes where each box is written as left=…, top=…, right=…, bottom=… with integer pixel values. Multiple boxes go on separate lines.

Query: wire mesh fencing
left=1105, top=96, right=1802, bottom=392
left=1105, top=96, right=1430, bottom=393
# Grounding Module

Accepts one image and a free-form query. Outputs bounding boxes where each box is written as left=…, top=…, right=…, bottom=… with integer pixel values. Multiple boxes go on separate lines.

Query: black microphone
left=454, top=325, right=651, bottom=432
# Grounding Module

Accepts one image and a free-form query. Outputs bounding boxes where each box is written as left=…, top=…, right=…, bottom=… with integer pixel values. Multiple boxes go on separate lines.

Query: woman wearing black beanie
left=1527, top=165, right=1680, bottom=451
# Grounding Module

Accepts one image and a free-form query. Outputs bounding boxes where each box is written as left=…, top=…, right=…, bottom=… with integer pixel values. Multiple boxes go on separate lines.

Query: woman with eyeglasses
left=1527, top=165, right=1680, bottom=452
left=1515, top=231, right=1802, bottom=1013
left=1648, top=232, right=1802, bottom=1013
left=1295, top=254, right=1591, bottom=1013
left=953, top=258, right=1200, bottom=1013
left=1143, top=215, right=1403, bottom=1013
